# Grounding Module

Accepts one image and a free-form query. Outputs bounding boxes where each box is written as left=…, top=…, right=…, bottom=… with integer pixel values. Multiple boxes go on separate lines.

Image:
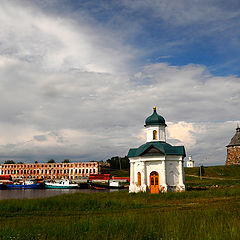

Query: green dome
left=145, top=107, right=166, bottom=126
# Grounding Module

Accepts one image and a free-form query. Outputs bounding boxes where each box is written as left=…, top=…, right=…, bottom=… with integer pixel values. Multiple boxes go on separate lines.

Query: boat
left=44, top=179, right=79, bottom=189
left=6, top=180, right=44, bottom=189
left=89, top=180, right=125, bottom=190
left=0, top=183, right=7, bottom=190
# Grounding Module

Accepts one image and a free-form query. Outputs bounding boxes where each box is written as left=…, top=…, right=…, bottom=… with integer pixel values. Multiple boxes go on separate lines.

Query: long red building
left=0, top=162, right=101, bottom=180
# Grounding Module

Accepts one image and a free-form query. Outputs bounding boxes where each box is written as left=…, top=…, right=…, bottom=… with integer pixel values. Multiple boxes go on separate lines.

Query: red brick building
left=0, top=162, right=100, bottom=180
left=226, top=126, right=240, bottom=165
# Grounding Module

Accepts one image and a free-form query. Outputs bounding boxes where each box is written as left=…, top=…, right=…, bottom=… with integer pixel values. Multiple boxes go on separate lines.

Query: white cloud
left=0, top=1, right=136, bottom=74
left=0, top=1, right=239, bottom=165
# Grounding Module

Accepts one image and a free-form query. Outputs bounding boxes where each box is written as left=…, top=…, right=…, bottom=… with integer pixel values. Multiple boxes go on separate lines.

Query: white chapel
left=128, top=107, right=186, bottom=193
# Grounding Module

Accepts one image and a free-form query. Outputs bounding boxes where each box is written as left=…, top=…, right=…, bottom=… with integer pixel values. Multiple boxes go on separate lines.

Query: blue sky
left=43, top=0, right=240, bottom=76
left=0, top=0, right=239, bottom=165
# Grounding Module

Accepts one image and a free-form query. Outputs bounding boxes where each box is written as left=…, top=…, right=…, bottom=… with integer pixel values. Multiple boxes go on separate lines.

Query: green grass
left=109, top=169, right=130, bottom=177
left=0, top=165, right=239, bottom=239
left=185, top=164, right=240, bottom=179
left=184, top=165, right=240, bottom=188
left=0, top=187, right=240, bottom=239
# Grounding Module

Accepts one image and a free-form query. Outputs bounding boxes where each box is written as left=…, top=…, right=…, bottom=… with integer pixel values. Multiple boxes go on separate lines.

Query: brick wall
left=226, top=146, right=240, bottom=165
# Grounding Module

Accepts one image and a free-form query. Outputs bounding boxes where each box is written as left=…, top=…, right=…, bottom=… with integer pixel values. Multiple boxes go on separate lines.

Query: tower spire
left=237, top=123, right=240, bottom=132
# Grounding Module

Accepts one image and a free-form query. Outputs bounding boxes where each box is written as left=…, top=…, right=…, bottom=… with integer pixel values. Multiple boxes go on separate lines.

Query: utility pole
left=199, top=163, right=202, bottom=180
left=118, top=157, right=122, bottom=170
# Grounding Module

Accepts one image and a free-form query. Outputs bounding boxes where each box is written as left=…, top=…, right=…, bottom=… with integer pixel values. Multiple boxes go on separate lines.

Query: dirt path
left=185, top=174, right=240, bottom=181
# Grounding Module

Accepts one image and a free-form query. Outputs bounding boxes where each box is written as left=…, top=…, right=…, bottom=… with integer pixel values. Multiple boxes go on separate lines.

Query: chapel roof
left=227, top=126, right=240, bottom=147
left=128, top=141, right=186, bottom=158
left=145, top=107, right=167, bottom=126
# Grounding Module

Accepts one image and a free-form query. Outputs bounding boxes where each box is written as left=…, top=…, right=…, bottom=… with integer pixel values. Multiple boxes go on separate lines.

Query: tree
left=35, top=161, right=38, bottom=164
left=17, top=161, right=24, bottom=164
left=48, top=159, right=55, bottom=163
left=62, top=159, right=70, bottom=163
left=107, top=156, right=130, bottom=170
left=4, top=160, right=15, bottom=164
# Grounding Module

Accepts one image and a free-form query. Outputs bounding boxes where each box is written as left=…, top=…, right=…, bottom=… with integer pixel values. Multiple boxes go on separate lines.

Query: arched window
left=137, top=172, right=141, bottom=186
left=153, top=130, right=157, bottom=140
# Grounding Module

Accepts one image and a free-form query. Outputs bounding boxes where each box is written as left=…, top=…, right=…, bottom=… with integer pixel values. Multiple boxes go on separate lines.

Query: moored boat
left=0, top=183, right=7, bottom=189
left=6, top=180, right=44, bottom=189
left=89, top=180, right=125, bottom=190
left=44, top=179, right=78, bottom=189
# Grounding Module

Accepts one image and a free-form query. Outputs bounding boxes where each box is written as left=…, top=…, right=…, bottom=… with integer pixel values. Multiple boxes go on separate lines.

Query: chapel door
left=150, top=171, right=159, bottom=194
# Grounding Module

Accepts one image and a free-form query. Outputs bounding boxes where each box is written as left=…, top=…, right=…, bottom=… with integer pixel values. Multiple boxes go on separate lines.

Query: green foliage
left=47, top=159, right=55, bottom=163
left=62, top=159, right=70, bottom=163
left=107, top=156, right=130, bottom=170
left=17, top=161, right=24, bottom=164
left=4, top=160, right=15, bottom=164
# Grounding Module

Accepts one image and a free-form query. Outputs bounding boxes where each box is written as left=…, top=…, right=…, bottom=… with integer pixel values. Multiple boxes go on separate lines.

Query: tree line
left=2, top=157, right=130, bottom=170
left=3, top=159, right=71, bottom=164
left=106, top=156, right=130, bottom=170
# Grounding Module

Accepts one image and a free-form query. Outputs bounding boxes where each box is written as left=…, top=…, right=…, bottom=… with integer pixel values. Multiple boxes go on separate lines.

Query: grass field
left=0, top=187, right=239, bottom=240
left=185, top=165, right=240, bottom=188
left=0, top=165, right=239, bottom=240
left=185, top=165, right=240, bottom=179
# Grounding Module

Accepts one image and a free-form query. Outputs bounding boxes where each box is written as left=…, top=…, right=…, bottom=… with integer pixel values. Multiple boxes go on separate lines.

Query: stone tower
left=226, top=125, right=240, bottom=165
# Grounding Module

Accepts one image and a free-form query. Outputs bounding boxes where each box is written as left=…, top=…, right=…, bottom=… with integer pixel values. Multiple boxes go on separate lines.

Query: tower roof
left=145, top=107, right=166, bottom=126
left=227, top=125, right=240, bottom=147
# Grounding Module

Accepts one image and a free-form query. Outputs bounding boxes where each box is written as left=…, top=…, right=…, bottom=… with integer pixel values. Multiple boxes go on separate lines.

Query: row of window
left=14, top=175, right=88, bottom=180
left=1, top=168, right=96, bottom=175
left=0, top=163, right=97, bottom=168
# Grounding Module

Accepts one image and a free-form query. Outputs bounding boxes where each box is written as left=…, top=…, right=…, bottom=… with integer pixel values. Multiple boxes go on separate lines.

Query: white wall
left=129, top=155, right=185, bottom=192
left=186, top=161, right=194, bottom=167
left=145, top=125, right=166, bottom=142
left=166, top=161, right=179, bottom=186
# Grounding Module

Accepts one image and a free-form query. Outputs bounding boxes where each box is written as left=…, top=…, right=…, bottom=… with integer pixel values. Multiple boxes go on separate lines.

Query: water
left=0, top=188, right=112, bottom=200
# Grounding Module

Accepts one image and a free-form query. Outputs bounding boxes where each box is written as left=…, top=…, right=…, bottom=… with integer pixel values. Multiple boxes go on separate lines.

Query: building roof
left=227, top=126, right=240, bottom=147
left=128, top=141, right=186, bottom=158
left=145, top=107, right=167, bottom=126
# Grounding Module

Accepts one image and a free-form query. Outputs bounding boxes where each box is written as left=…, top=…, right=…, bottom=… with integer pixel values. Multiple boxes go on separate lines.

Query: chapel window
left=153, top=130, right=157, bottom=140
left=151, top=177, right=154, bottom=185
left=137, top=172, right=141, bottom=186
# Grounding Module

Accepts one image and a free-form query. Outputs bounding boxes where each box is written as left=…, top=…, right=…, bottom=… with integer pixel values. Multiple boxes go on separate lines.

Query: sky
left=0, top=0, right=240, bottom=165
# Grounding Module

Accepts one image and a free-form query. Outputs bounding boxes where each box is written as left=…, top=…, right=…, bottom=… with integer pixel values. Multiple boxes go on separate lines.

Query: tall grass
left=0, top=187, right=239, bottom=239
left=0, top=187, right=239, bottom=215
left=0, top=201, right=239, bottom=240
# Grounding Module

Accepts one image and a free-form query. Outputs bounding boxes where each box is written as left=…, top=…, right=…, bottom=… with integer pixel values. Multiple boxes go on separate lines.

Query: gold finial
left=153, top=106, right=157, bottom=111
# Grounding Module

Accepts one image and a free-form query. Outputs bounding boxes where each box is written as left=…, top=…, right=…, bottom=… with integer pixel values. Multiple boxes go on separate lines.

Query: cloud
left=0, top=0, right=137, bottom=74
left=0, top=1, right=239, bottom=165
left=122, top=0, right=240, bottom=26
left=0, top=56, right=239, bottom=165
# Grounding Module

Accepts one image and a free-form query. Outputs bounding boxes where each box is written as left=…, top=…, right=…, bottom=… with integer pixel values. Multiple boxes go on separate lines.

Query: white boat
left=44, top=179, right=78, bottom=189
